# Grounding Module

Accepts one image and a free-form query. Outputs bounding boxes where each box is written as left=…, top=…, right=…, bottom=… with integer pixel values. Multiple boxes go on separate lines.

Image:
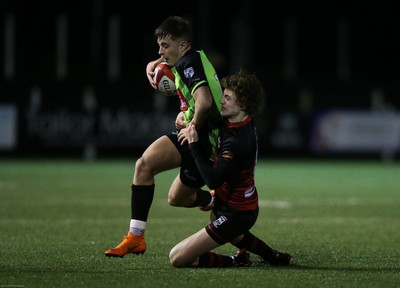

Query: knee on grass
left=169, top=248, right=195, bottom=268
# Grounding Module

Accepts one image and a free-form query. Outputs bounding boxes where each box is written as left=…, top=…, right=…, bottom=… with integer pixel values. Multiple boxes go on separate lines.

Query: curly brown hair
left=220, top=69, right=265, bottom=117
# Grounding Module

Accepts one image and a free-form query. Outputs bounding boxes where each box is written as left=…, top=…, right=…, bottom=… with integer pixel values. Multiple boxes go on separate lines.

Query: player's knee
left=135, top=157, right=145, bottom=173
left=168, top=190, right=190, bottom=207
left=169, top=248, right=179, bottom=267
left=169, top=248, right=185, bottom=268
left=167, top=192, right=179, bottom=206
left=135, top=157, right=154, bottom=177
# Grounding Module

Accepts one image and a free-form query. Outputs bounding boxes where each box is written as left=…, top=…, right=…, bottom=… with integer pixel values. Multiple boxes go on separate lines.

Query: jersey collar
left=225, top=116, right=252, bottom=128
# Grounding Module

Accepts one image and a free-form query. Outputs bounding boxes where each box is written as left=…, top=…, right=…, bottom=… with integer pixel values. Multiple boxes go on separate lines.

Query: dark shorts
left=205, top=202, right=259, bottom=244
left=166, top=132, right=210, bottom=188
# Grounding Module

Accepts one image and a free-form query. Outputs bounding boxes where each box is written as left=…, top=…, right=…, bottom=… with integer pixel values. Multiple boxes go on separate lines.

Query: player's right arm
left=146, top=56, right=164, bottom=89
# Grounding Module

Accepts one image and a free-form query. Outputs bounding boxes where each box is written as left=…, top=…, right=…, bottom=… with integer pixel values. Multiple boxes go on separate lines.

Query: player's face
left=157, top=36, right=188, bottom=66
left=220, top=88, right=244, bottom=122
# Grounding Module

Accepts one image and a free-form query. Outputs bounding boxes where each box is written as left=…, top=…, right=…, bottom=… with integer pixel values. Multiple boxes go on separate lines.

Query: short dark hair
left=154, top=16, right=193, bottom=44
left=221, top=69, right=265, bottom=116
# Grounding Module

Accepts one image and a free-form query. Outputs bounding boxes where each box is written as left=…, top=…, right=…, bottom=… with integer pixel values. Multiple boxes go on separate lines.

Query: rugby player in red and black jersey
left=169, top=70, right=292, bottom=268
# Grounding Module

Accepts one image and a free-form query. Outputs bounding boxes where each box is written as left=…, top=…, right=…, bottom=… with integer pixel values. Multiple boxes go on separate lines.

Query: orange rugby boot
left=104, top=232, right=146, bottom=257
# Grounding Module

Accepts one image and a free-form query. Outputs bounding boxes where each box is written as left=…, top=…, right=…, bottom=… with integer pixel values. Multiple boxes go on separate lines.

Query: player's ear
left=180, top=41, right=188, bottom=52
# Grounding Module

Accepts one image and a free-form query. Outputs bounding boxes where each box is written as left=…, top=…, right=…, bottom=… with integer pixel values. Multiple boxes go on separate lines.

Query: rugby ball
left=153, top=63, right=176, bottom=96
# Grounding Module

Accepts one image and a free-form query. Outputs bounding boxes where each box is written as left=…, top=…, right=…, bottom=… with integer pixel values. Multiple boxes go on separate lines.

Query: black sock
left=186, top=189, right=212, bottom=207
left=235, top=231, right=277, bottom=262
left=131, top=184, right=155, bottom=221
left=197, top=252, right=234, bottom=268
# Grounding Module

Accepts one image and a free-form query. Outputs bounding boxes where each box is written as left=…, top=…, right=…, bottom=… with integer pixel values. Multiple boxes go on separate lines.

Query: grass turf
left=1, top=159, right=399, bottom=287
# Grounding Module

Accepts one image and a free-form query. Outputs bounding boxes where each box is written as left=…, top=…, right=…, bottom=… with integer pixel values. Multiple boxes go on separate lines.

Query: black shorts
left=205, top=203, right=259, bottom=245
left=167, top=132, right=210, bottom=188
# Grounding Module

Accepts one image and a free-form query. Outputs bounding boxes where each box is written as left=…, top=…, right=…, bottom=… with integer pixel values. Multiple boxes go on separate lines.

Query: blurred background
left=1, top=0, right=399, bottom=160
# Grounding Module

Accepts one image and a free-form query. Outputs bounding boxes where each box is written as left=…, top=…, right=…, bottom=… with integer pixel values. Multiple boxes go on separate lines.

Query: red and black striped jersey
left=189, top=116, right=258, bottom=211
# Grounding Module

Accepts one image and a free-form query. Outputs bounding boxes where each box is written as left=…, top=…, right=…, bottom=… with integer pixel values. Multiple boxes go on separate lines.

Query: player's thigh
left=168, top=175, right=198, bottom=205
left=139, top=135, right=181, bottom=173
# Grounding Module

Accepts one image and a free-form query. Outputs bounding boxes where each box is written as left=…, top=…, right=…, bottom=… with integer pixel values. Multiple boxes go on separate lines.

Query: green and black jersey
left=171, top=50, right=223, bottom=160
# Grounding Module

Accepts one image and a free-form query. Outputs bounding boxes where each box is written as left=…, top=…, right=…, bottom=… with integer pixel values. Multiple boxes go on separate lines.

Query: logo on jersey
left=217, top=136, right=221, bottom=149
left=184, top=67, right=194, bottom=79
left=222, top=150, right=234, bottom=160
left=244, top=186, right=256, bottom=198
left=213, top=215, right=227, bottom=228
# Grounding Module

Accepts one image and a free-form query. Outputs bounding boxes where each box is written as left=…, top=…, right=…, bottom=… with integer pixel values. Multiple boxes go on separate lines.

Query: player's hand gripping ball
left=153, top=63, right=176, bottom=96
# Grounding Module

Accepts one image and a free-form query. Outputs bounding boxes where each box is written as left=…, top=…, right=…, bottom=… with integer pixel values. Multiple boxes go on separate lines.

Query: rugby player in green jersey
left=105, top=16, right=223, bottom=257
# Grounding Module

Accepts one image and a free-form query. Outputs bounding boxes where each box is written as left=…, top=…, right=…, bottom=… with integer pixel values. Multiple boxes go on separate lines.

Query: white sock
left=129, top=219, right=146, bottom=236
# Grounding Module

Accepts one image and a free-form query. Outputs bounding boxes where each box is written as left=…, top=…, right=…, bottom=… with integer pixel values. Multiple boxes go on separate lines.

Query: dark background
left=1, top=0, right=399, bottom=159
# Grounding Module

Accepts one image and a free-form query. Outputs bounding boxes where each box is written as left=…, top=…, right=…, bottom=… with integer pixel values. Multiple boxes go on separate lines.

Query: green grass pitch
left=1, top=158, right=400, bottom=287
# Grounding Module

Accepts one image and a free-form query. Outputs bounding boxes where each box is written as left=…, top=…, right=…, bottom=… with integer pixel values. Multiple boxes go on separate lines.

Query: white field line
left=2, top=216, right=398, bottom=226
left=4, top=197, right=398, bottom=208
left=258, top=197, right=399, bottom=208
